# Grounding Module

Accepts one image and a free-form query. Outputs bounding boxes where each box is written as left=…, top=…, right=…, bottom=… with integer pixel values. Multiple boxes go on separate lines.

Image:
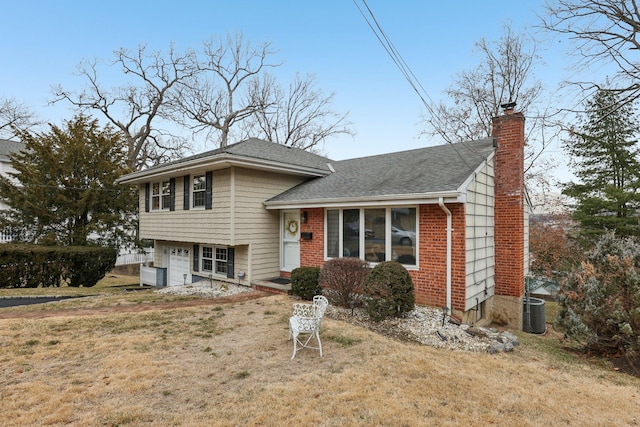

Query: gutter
left=439, top=197, right=452, bottom=315
left=117, top=154, right=330, bottom=184
left=264, top=191, right=463, bottom=210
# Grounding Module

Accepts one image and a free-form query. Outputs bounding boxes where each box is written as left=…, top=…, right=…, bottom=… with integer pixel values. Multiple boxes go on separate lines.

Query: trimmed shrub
left=319, top=257, right=369, bottom=308
left=557, top=232, right=640, bottom=359
left=0, top=244, right=116, bottom=288
left=289, top=266, right=321, bottom=300
left=65, top=246, right=117, bottom=287
left=363, top=261, right=415, bottom=321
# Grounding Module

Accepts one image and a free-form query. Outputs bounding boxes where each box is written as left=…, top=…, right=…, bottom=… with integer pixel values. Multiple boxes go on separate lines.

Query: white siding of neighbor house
left=464, top=161, right=496, bottom=311
left=137, top=167, right=305, bottom=282
left=0, top=157, right=18, bottom=211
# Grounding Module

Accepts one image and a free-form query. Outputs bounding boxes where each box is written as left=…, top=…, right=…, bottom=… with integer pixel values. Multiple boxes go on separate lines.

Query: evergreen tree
left=563, top=89, right=640, bottom=238
left=0, top=115, right=137, bottom=246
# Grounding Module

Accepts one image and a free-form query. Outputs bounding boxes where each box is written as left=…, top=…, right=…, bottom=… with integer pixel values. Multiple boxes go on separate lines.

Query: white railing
left=116, top=248, right=155, bottom=266
left=0, top=228, right=17, bottom=243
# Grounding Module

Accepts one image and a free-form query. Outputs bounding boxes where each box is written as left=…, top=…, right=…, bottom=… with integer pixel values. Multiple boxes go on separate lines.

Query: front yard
left=0, top=275, right=638, bottom=426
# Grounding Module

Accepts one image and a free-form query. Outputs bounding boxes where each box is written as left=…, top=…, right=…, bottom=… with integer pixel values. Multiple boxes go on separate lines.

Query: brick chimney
left=491, top=105, right=526, bottom=329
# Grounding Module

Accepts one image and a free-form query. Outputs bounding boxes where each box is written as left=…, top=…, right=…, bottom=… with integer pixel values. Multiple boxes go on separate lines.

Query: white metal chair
left=289, top=295, right=329, bottom=359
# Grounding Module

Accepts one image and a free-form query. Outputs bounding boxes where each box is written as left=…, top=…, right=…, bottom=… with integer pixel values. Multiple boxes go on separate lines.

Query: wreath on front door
left=287, top=219, right=299, bottom=235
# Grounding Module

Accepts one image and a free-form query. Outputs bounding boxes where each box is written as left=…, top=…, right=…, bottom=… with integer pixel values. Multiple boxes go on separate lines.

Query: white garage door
left=169, top=247, right=192, bottom=286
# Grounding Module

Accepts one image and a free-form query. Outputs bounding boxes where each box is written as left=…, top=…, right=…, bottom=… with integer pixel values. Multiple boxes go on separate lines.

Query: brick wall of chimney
left=492, top=111, right=526, bottom=299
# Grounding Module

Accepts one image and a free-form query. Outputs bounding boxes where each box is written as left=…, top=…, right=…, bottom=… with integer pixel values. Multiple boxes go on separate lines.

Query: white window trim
left=191, top=174, right=207, bottom=209
left=201, top=245, right=228, bottom=275
left=151, top=180, right=171, bottom=211
left=202, top=246, right=214, bottom=273
left=215, top=247, right=229, bottom=275
left=324, top=206, right=418, bottom=267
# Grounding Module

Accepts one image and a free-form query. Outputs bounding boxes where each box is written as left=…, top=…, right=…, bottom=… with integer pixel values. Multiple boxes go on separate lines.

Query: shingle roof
left=266, top=138, right=496, bottom=205
left=0, top=139, right=24, bottom=161
left=142, top=138, right=333, bottom=174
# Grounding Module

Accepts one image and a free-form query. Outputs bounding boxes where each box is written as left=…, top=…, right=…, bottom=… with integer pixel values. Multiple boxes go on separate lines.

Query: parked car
left=392, top=226, right=415, bottom=246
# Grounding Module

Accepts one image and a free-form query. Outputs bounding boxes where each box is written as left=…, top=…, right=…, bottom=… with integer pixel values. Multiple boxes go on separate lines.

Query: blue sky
left=2, top=1, right=580, bottom=166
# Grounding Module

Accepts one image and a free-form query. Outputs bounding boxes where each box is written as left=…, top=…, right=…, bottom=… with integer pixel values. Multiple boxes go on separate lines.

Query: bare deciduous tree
left=239, top=72, right=353, bottom=150
left=166, top=33, right=279, bottom=148
left=542, top=0, right=640, bottom=107
left=0, top=97, right=39, bottom=140
left=54, top=33, right=352, bottom=167
left=167, top=33, right=352, bottom=150
left=424, top=25, right=544, bottom=144
left=53, top=45, right=196, bottom=170
left=423, top=24, right=565, bottom=213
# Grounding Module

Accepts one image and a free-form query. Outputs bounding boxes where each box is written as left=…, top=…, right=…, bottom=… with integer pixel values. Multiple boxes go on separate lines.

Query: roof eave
left=264, top=191, right=464, bottom=210
left=118, top=153, right=329, bottom=184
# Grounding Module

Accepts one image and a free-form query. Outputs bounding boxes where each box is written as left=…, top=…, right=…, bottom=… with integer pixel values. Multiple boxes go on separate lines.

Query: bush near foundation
left=557, top=232, right=640, bottom=361
left=363, top=261, right=415, bottom=321
left=319, top=257, right=370, bottom=309
left=0, top=244, right=117, bottom=288
left=289, top=266, right=321, bottom=300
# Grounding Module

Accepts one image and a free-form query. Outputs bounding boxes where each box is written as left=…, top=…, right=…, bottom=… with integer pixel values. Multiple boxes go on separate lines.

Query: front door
left=281, top=210, right=300, bottom=272
left=169, top=246, right=191, bottom=286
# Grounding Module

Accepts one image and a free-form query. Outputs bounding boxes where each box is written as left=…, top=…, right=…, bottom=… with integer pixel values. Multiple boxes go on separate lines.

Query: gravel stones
left=326, top=304, right=519, bottom=353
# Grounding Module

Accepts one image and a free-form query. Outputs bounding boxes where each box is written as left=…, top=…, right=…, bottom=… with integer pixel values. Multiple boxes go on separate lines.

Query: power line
left=352, top=0, right=479, bottom=169
left=352, top=0, right=442, bottom=125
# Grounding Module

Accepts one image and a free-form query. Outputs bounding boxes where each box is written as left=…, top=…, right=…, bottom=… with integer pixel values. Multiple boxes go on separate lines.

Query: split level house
left=119, top=109, right=529, bottom=329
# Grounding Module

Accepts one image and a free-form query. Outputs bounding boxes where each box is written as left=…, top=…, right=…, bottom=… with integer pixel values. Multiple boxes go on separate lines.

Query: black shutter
left=169, top=178, right=176, bottom=211
left=144, top=183, right=150, bottom=212
left=193, top=244, right=199, bottom=272
left=226, top=247, right=235, bottom=279
left=183, top=175, right=190, bottom=210
left=205, top=171, right=213, bottom=210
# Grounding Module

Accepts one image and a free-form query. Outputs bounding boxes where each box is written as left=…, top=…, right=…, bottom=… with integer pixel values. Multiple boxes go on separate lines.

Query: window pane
left=392, top=207, right=417, bottom=265
left=162, top=195, right=170, bottom=209
left=203, top=247, right=212, bottom=258
left=192, top=175, right=206, bottom=208
left=215, top=248, right=227, bottom=261
left=193, top=191, right=206, bottom=207
left=202, top=247, right=213, bottom=272
left=364, top=208, right=385, bottom=262
left=215, top=248, right=227, bottom=275
left=215, top=261, right=227, bottom=274
left=326, top=210, right=339, bottom=258
left=161, top=181, right=171, bottom=209
left=343, top=209, right=359, bottom=258
left=193, top=175, right=206, bottom=191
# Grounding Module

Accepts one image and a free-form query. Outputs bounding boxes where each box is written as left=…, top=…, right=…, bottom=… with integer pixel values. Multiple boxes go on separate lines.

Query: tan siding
left=139, top=173, right=233, bottom=244
left=233, top=169, right=305, bottom=279
left=464, top=161, right=496, bottom=310
left=137, top=167, right=306, bottom=282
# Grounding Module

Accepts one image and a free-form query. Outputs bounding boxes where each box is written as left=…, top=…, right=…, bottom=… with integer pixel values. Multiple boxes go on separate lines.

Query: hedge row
left=0, top=244, right=117, bottom=288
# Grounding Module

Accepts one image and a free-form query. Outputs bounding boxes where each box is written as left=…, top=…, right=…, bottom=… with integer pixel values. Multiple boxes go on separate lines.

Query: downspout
left=439, top=197, right=452, bottom=315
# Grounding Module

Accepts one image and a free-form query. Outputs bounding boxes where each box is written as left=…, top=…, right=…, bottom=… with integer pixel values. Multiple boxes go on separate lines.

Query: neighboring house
left=119, top=109, right=529, bottom=329
left=0, top=138, right=25, bottom=243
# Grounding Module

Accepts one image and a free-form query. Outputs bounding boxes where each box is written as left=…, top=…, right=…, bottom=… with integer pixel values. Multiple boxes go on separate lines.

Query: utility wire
left=352, top=0, right=441, bottom=125
left=352, top=0, right=479, bottom=169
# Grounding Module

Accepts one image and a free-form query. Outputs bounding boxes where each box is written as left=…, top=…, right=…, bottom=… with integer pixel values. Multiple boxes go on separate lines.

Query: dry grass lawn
left=0, top=277, right=639, bottom=426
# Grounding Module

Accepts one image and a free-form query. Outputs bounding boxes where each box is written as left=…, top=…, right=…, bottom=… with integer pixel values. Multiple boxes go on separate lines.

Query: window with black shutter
left=183, top=175, right=190, bottom=210
left=205, top=171, right=213, bottom=210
